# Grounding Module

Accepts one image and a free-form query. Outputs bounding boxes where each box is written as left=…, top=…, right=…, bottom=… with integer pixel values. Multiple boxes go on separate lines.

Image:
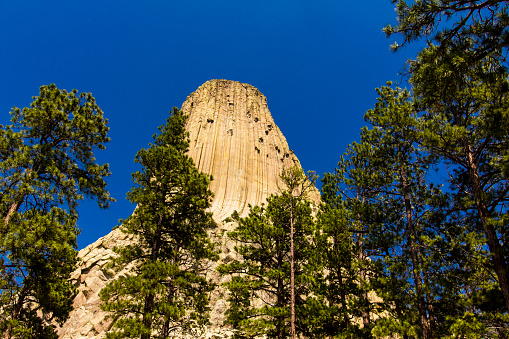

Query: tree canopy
left=100, top=108, right=217, bottom=339
left=385, top=0, right=509, bottom=64
left=0, top=84, right=113, bottom=338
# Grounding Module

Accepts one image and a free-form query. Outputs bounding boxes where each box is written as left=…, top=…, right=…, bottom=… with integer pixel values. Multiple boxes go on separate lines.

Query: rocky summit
left=56, top=79, right=319, bottom=338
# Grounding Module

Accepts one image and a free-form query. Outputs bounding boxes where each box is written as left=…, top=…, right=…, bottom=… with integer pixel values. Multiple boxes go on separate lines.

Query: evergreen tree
left=320, top=82, right=497, bottom=338
left=384, top=0, right=509, bottom=65
left=385, top=1, right=509, bottom=335
left=335, top=151, right=379, bottom=338
left=100, top=108, right=217, bottom=339
left=316, top=140, right=397, bottom=339
left=410, top=48, right=509, bottom=336
left=335, top=81, right=508, bottom=338
left=363, top=84, right=434, bottom=338
left=279, top=166, right=318, bottom=339
left=218, top=167, right=315, bottom=339
left=0, top=84, right=113, bottom=338
left=305, top=171, right=372, bottom=339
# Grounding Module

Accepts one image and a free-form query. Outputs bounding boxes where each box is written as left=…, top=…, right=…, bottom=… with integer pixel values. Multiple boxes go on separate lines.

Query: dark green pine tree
left=313, top=141, right=390, bottom=339
left=386, top=2, right=509, bottom=336
left=315, top=83, right=464, bottom=339
left=217, top=167, right=315, bottom=339
left=384, top=0, right=509, bottom=66
left=0, top=84, right=114, bottom=338
left=279, top=166, right=318, bottom=339
left=100, top=108, right=217, bottom=339
left=304, top=170, right=368, bottom=339
left=356, top=84, right=440, bottom=339
left=410, top=48, right=509, bottom=337
left=347, top=82, right=503, bottom=338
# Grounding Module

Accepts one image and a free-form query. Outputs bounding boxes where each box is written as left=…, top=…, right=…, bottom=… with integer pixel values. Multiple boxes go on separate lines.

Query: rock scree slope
left=56, top=79, right=319, bottom=338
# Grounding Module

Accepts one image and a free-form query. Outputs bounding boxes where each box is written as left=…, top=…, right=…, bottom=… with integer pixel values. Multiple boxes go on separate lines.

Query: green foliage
left=100, top=108, right=217, bottom=339
left=305, top=172, right=372, bottom=339
left=363, top=81, right=509, bottom=338
left=359, top=84, right=442, bottom=339
left=320, top=80, right=509, bottom=338
left=384, top=0, right=509, bottom=63
left=381, top=2, right=509, bottom=334
left=218, top=167, right=315, bottom=339
left=0, top=84, right=113, bottom=338
left=410, top=47, right=509, bottom=335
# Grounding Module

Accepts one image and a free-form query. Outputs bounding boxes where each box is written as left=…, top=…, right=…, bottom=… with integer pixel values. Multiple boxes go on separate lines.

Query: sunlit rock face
left=56, top=79, right=318, bottom=339
left=182, top=79, right=310, bottom=222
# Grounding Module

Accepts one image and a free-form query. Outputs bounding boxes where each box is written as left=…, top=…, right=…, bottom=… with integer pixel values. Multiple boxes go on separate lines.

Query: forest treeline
left=1, top=1, right=509, bottom=338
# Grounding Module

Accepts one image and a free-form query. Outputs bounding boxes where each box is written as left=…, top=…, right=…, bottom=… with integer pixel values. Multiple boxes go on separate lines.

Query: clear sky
left=0, top=1, right=422, bottom=249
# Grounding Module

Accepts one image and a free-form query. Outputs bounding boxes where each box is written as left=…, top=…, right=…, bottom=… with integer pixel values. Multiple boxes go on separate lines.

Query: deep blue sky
left=0, top=1, right=421, bottom=249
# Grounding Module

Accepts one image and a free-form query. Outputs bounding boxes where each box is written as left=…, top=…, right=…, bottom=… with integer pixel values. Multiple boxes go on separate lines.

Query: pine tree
left=304, top=171, right=370, bottom=339
left=0, top=84, right=113, bottom=338
left=317, top=145, right=388, bottom=339
left=218, top=167, right=315, bottom=339
left=279, top=166, right=318, bottom=339
left=336, top=81, right=508, bottom=338
left=100, top=108, right=217, bottom=339
left=319, top=83, right=483, bottom=338
left=384, top=0, right=509, bottom=65
left=386, top=2, right=509, bottom=335
left=410, top=48, right=509, bottom=336
left=361, top=84, right=431, bottom=338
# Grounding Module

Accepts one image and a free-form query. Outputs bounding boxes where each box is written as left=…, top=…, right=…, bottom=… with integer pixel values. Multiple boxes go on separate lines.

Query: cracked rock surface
left=56, top=80, right=319, bottom=338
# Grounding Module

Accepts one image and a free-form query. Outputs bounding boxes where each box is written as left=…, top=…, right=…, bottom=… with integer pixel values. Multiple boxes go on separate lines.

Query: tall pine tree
left=0, top=84, right=113, bottom=338
left=386, top=1, right=509, bottom=335
left=305, top=169, right=373, bottom=339
left=411, top=48, right=509, bottom=336
left=100, top=108, right=217, bottom=339
left=218, top=167, right=315, bottom=339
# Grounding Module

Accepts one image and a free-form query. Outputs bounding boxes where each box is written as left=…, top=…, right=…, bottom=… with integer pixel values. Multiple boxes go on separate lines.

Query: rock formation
left=56, top=79, right=319, bottom=338
left=182, top=79, right=319, bottom=221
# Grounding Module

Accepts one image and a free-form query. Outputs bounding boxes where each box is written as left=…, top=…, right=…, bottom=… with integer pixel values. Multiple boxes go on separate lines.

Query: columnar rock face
left=182, top=79, right=314, bottom=221
left=56, top=80, right=319, bottom=338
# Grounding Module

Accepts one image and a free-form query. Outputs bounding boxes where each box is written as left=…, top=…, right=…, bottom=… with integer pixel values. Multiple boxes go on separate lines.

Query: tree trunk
left=290, top=194, right=296, bottom=339
left=422, top=268, right=436, bottom=334
left=4, top=201, right=20, bottom=230
left=2, top=168, right=34, bottom=339
left=161, top=319, right=170, bottom=337
left=277, top=273, right=285, bottom=339
left=399, top=164, right=430, bottom=339
left=3, top=168, right=34, bottom=230
left=355, top=192, right=370, bottom=329
left=357, top=233, right=371, bottom=329
left=141, top=293, right=155, bottom=339
left=334, top=234, right=349, bottom=328
left=4, top=284, right=28, bottom=339
left=141, top=213, right=163, bottom=339
left=466, top=147, right=509, bottom=312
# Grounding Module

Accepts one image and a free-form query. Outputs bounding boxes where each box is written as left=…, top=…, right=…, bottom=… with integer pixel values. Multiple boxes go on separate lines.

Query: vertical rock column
left=181, top=79, right=305, bottom=222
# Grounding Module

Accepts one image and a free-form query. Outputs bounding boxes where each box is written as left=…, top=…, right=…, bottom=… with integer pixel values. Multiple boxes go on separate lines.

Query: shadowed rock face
left=56, top=79, right=318, bottom=339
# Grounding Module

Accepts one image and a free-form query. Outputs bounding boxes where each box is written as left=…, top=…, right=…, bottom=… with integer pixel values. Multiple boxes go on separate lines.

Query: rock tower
left=56, top=79, right=319, bottom=338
